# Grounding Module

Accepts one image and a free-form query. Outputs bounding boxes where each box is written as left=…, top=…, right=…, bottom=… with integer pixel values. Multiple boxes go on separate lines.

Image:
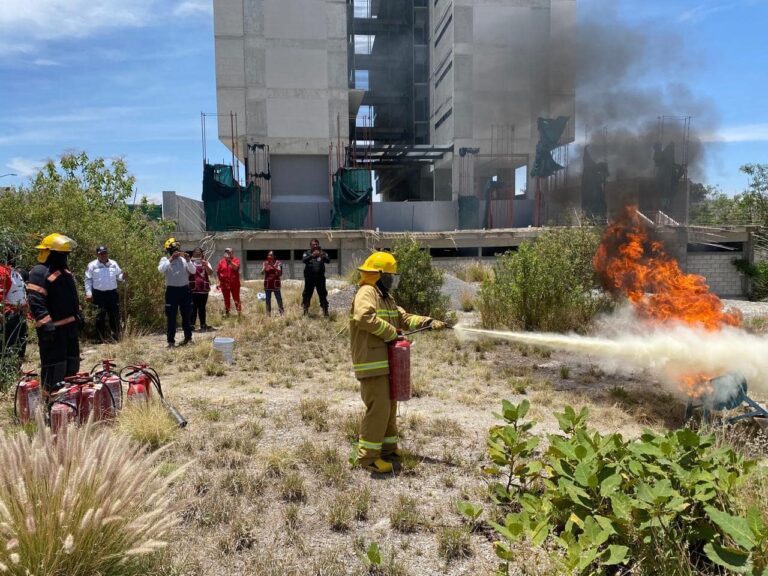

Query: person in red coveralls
left=216, top=247, right=241, bottom=316
left=261, top=250, right=284, bottom=316
left=0, top=254, right=12, bottom=359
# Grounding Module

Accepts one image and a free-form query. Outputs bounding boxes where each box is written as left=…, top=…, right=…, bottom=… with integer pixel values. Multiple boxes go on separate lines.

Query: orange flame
left=593, top=206, right=741, bottom=398
left=594, top=206, right=741, bottom=331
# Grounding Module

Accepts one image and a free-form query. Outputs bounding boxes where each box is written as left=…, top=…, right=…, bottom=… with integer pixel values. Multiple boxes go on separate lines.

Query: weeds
left=454, top=262, right=494, bottom=283
left=283, top=503, right=301, bottom=531
left=0, top=421, right=182, bottom=575
left=299, top=397, right=330, bottom=432
left=280, top=472, right=307, bottom=502
left=390, top=495, right=422, bottom=533
left=437, top=526, right=473, bottom=562
left=327, top=493, right=354, bottom=532
left=117, top=400, right=179, bottom=449
left=559, top=365, right=571, bottom=379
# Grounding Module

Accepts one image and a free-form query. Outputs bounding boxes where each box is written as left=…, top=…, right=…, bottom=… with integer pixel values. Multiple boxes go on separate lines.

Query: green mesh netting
left=458, top=196, right=479, bottom=230
left=203, top=163, right=269, bottom=231
left=331, top=168, right=372, bottom=230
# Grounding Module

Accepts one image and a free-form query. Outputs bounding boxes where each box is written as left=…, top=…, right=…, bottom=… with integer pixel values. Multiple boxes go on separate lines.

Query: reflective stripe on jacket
left=349, top=284, right=431, bottom=379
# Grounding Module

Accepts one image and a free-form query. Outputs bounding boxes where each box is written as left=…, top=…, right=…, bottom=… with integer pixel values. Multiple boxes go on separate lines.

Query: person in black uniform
left=27, top=233, right=82, bottom=390
left=302, top=238, right=330, bottom=317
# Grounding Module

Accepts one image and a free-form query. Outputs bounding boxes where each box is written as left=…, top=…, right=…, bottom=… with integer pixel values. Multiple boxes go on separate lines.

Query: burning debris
left=458, top=205, right=767, bottom=416
left=594, top=205, right=741, bottom=331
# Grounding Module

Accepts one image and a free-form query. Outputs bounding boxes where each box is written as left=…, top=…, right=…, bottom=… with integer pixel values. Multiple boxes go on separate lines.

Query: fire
left=676, top=373, right=715, bottom=399
left=594, top=206, right=741, bottom=331
left=593, top=205, right=741, bottom=398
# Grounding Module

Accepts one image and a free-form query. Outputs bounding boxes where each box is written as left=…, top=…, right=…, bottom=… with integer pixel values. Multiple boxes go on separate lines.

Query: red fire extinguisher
left=14, top=372, right=42, bottom=424
left=78, top=383, right=115, bottom=423
left=91, top=359, right=122, bottom=412
left=388, top=339, right=412, bottom=402
left=122, top=364, right=152, bottom=404
left=49, top=386, right=80, bottom=436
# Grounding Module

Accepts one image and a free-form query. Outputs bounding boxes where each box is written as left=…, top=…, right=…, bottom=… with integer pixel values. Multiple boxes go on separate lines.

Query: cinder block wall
left=686, top=253, right=744, bottom=297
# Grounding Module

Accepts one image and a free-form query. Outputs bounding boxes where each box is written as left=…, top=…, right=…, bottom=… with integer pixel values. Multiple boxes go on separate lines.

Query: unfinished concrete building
left=212, top=0, right=576, bottom=232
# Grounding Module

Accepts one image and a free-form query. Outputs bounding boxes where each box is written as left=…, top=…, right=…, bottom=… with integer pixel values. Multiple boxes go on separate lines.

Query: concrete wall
left=431, top=0, right=576, bottom=204
left=686, top=253, right=745, bottom=297
left=162, top=191, right=205, bottom=233
left=214, top=0, right=349, bottom=158
left=372, top=202, right=458, bottom=232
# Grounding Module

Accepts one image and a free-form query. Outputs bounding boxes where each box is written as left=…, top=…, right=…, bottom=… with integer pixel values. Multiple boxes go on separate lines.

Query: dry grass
left=453, top=262, right=494, bottom=283
left=0, top=420, right=183, bottom=575
left=1, top=283, right=721, bottom=576
left=116, top=400, right=179, bottom=449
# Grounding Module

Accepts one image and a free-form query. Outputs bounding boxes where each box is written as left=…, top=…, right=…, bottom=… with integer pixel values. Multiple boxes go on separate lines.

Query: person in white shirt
left=85, top=245, right=126, bottom=342
left=158, top=238, right=196, bottom=348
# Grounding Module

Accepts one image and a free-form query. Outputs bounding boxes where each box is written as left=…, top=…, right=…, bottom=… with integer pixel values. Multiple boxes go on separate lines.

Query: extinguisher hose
left=143, top=367, right=187, bottom=428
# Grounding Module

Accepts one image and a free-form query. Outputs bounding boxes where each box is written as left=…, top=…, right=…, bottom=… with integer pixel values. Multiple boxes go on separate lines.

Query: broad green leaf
left=706, top=506, right=757, bottom=550
left=518, top=399, right=530, bottom=419
left=610, top=493, right=633, bottom=521
left=530, top=519, right=550, bottom=547
left=746, top=506, right=765, bottom=536
left=602, top=544, right=629, bottom=566
left=599, top=473, right=622, bottom=497
left=493, top=541, right=515, bottom=561
left=676, top=427, right=701, bottom=448
left=703, top=542, right=751, bottom=573
left=366, top=542, right=382, bottom=565
left=574, top=461, right=596, bottom=488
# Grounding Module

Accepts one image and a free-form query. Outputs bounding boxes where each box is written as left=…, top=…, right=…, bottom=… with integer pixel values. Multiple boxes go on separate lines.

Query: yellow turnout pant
left=357, top=375, right=398, bottom=465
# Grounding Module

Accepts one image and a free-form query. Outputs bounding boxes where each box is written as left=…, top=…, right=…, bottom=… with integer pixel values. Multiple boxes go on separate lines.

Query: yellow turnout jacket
left=349, top=284, right=432, bottom=379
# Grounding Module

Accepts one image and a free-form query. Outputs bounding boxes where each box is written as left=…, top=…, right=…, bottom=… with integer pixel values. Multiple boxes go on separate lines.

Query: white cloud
left=6, top=157, right=45, bottom=177
left=173, top=1, right=212, bottom=17
left=32, top=58, right=61, bottom=66
left=0, top=0, right=158, bottom=44
left=702, top=124, right=768, bottom=143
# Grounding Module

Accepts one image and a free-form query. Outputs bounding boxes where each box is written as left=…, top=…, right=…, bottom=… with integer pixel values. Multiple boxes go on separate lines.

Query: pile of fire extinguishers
left=13, top=360, right=187, bottom=434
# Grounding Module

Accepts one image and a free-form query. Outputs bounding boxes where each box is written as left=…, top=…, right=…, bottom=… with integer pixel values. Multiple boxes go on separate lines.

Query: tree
left=689, top=164, right=768, bottom=226
left=0, top=153, right=172, bottom=331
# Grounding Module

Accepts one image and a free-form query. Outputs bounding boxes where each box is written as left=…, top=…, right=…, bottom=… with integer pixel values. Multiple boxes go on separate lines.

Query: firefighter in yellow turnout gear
left=350, top=252, right=447, bottom=473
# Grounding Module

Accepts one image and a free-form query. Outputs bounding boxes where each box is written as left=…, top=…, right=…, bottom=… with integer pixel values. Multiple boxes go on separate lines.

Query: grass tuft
left=117, top=400, right=179, bottom=449
left=280, top=471, right=307, bottom=502
left=0, top=421, right=182, bottom=575
left=299, top=397, right=330, bottom=432
left=390, top=495, right=422, bottom=533
left=436, top=526, right=473, bottom=562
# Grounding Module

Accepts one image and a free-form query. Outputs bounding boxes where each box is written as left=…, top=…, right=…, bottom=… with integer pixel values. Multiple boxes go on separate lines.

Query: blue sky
left=0, top=0, right=766, bottom=201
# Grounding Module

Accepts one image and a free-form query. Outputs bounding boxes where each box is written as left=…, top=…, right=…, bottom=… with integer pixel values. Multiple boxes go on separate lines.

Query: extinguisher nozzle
left=161, top=398, right=188, bottom=428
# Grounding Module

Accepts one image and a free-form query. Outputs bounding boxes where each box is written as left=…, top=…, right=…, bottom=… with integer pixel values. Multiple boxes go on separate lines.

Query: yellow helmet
left=36, top=233, right=77, bottom=263
left=358, top=251, right=397, bottom=274
left=164, top=237, right=180, bottom=252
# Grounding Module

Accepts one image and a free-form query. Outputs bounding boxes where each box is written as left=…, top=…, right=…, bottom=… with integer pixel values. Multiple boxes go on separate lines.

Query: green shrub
left=391, top=237, right=451, bottom=321
left=483, top=399, right=764, bottom=576
left=0, top=421, right=182, bottom=575
left=478, top=227, right=609, bottom=332
left=0, top=153, right=173, bottom=330
left=733, top=258, right=768, bottom=301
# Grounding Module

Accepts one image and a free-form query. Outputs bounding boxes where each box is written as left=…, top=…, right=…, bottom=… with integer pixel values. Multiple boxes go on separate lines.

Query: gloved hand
left=39, top=323, right=56, bottom=343
left=430, top=320, right=447, bottom=330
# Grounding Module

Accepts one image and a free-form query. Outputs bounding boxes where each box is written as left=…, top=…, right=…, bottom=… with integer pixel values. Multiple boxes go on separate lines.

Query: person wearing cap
left=85, top=246, right=126, bottom=342
left=159, top=238, right=196, bottom=348
left=28, top=233, right=82, bottom=390
left=216, top=248, right=241, bottom=316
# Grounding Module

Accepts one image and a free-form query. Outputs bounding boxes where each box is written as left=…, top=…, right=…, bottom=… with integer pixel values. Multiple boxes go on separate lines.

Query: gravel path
left=722, top=298, right=768, bottom=320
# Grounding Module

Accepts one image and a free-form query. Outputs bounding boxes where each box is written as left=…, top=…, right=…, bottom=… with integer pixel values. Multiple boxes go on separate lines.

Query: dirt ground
left=3, top=282, right=765, bottom=576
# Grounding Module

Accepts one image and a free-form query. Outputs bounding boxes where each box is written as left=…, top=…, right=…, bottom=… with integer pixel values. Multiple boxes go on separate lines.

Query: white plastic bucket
left=212, top=337, right=235, bottom=365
